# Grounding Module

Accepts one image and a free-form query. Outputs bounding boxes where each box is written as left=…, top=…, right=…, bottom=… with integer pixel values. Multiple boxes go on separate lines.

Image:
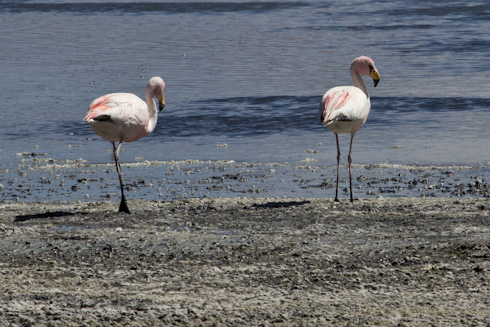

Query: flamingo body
left=319, top=56, right=380, bottom=202
left=85, top=93, right=152, bottom=143
left=84, top=76, right=166, bottom=213
left=320, top=86, right=370, bottom=134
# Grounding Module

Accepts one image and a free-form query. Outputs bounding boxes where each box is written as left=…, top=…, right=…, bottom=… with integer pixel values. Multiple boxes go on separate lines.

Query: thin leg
left=335, top=133, right=341, bottom=202
left=348, top=134, right=355, bottom=202
left=113, top=142, right=130, bottom=214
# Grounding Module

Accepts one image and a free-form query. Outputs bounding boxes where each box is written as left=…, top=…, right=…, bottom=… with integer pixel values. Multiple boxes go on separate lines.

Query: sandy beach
left=1, top=197, right=489, bottom=326
left=2, top=1, right=490, bottom=326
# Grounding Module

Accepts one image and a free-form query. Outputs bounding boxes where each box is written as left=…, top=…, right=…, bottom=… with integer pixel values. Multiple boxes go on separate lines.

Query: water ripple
left=58, top=96, right=490, bottom=141
left=0, top=1, right=310, bottom=15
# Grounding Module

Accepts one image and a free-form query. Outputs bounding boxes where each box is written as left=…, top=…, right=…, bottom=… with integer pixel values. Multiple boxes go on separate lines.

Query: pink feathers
left=83, top=94, right=116, bottom=122
left=83, top=77, right=166, bottom=213
left=321, top=89, right=350, bottom=124
left=318, top=56, right=380, bottom=202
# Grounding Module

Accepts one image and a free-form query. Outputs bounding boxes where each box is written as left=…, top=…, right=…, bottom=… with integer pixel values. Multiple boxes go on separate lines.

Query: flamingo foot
left=334, top=197, right=340, bottom=202
left=119, top=195, right=131, bottom=214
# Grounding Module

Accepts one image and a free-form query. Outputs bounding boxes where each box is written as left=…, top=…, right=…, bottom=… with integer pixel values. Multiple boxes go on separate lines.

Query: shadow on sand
left=14, top=211, right=77, bottom=223
left=252, top=200, right=310, bottom=209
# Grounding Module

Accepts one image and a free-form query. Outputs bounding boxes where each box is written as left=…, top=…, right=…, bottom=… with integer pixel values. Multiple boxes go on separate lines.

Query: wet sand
left=5, top=154, right=490, bottom=202
left=1, top=197, right=489, bottom=326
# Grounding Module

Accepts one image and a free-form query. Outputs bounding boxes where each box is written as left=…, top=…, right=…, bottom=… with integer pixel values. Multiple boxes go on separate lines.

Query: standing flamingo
left=84, top=76, right=166, bottom=213
left=319, top=56, right=380, bottom=202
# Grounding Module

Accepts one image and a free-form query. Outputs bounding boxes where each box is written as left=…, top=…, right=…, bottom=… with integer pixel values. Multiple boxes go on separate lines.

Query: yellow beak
left=370, top=69, right=381, bottom=87
left=159, top=93, right=165, bottom=111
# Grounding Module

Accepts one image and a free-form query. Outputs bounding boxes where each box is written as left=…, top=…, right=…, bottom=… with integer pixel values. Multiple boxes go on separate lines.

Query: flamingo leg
left=113, top=142, right=130, bottom=214
left=348, top=133, right=355, bottom=202
left=334, top=133, right=341, bottom=202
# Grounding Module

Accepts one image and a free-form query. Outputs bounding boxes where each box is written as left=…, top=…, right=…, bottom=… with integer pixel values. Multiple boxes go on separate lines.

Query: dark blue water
left=0, top=1, right=489, bottom=202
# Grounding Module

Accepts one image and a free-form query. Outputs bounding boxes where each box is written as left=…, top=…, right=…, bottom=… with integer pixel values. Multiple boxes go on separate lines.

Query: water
left=0, top=1, right=489, bottom=202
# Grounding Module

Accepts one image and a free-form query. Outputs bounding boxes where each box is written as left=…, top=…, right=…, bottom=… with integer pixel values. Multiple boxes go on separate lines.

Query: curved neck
left=145, top=86, right=158, bottom=134
left=350, top=65, right=368, bottom=97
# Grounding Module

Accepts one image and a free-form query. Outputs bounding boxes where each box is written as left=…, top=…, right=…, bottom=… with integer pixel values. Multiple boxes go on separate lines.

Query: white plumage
left=319, top=56, right=380, bottom=202
left=84, top=76, right=166, bottom=213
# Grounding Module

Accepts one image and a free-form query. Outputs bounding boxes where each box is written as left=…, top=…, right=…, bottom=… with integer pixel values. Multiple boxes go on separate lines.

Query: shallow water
left=0, top=1, right=489, bottom=202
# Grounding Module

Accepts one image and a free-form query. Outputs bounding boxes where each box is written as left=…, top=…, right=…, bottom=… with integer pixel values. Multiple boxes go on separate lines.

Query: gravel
left=1, top=197, right=489, bottom=326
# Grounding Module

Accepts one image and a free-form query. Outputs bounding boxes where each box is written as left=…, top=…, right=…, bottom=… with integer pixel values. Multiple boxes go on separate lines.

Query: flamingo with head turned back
left=84, top=76, right=166, bottom=213
left=319, top=56, right=380, bottom=202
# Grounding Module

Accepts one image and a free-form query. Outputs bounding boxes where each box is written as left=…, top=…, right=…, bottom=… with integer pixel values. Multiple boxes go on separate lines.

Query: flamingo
left=84, top=76, right=166, bottom=213
left=319, top=56, right=380, bottom=202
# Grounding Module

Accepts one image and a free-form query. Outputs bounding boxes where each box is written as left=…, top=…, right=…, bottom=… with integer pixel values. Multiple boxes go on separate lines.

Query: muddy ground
left=0, top=197, right=489, bottom=326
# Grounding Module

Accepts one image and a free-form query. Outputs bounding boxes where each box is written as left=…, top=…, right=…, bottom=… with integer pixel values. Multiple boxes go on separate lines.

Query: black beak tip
left=159, top=103, right=165, bottom=111
left=373, top=79, right=380, bottom=87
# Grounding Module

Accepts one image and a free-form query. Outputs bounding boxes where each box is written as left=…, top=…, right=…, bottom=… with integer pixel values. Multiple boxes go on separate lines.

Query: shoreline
left=1, top=197, right=489, bottom=326
left=1, top=153, right=489, bottom=203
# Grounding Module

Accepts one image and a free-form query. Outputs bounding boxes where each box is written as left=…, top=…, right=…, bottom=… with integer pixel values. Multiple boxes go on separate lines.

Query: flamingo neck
left=145, top=87, right=158, bottom=134
left=350, top=65, right=368, bottom=97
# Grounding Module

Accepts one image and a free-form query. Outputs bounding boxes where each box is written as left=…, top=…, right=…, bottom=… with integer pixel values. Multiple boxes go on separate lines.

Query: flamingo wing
left=319, top=86, right=368, bottom=126
left=84, top=93, right=146, bottom=126
left=84, top=93, right=149, bottom=143
left=319, top=87, right=352, bottom=124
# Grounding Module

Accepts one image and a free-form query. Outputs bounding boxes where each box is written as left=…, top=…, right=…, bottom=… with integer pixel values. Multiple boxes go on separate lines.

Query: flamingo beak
left=159, top=93, right=165, bottom=111
left=370, top=69, right=380, bottom=87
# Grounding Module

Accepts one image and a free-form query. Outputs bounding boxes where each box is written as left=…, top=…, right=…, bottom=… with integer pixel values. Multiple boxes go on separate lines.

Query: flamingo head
left=148, top=76, right=166, bottom=111
left=352, top=56, right=380, bottom=87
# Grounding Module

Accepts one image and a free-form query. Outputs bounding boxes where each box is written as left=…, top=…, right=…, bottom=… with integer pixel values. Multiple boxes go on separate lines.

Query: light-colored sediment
left=0, top=197, right=489, bottom=326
